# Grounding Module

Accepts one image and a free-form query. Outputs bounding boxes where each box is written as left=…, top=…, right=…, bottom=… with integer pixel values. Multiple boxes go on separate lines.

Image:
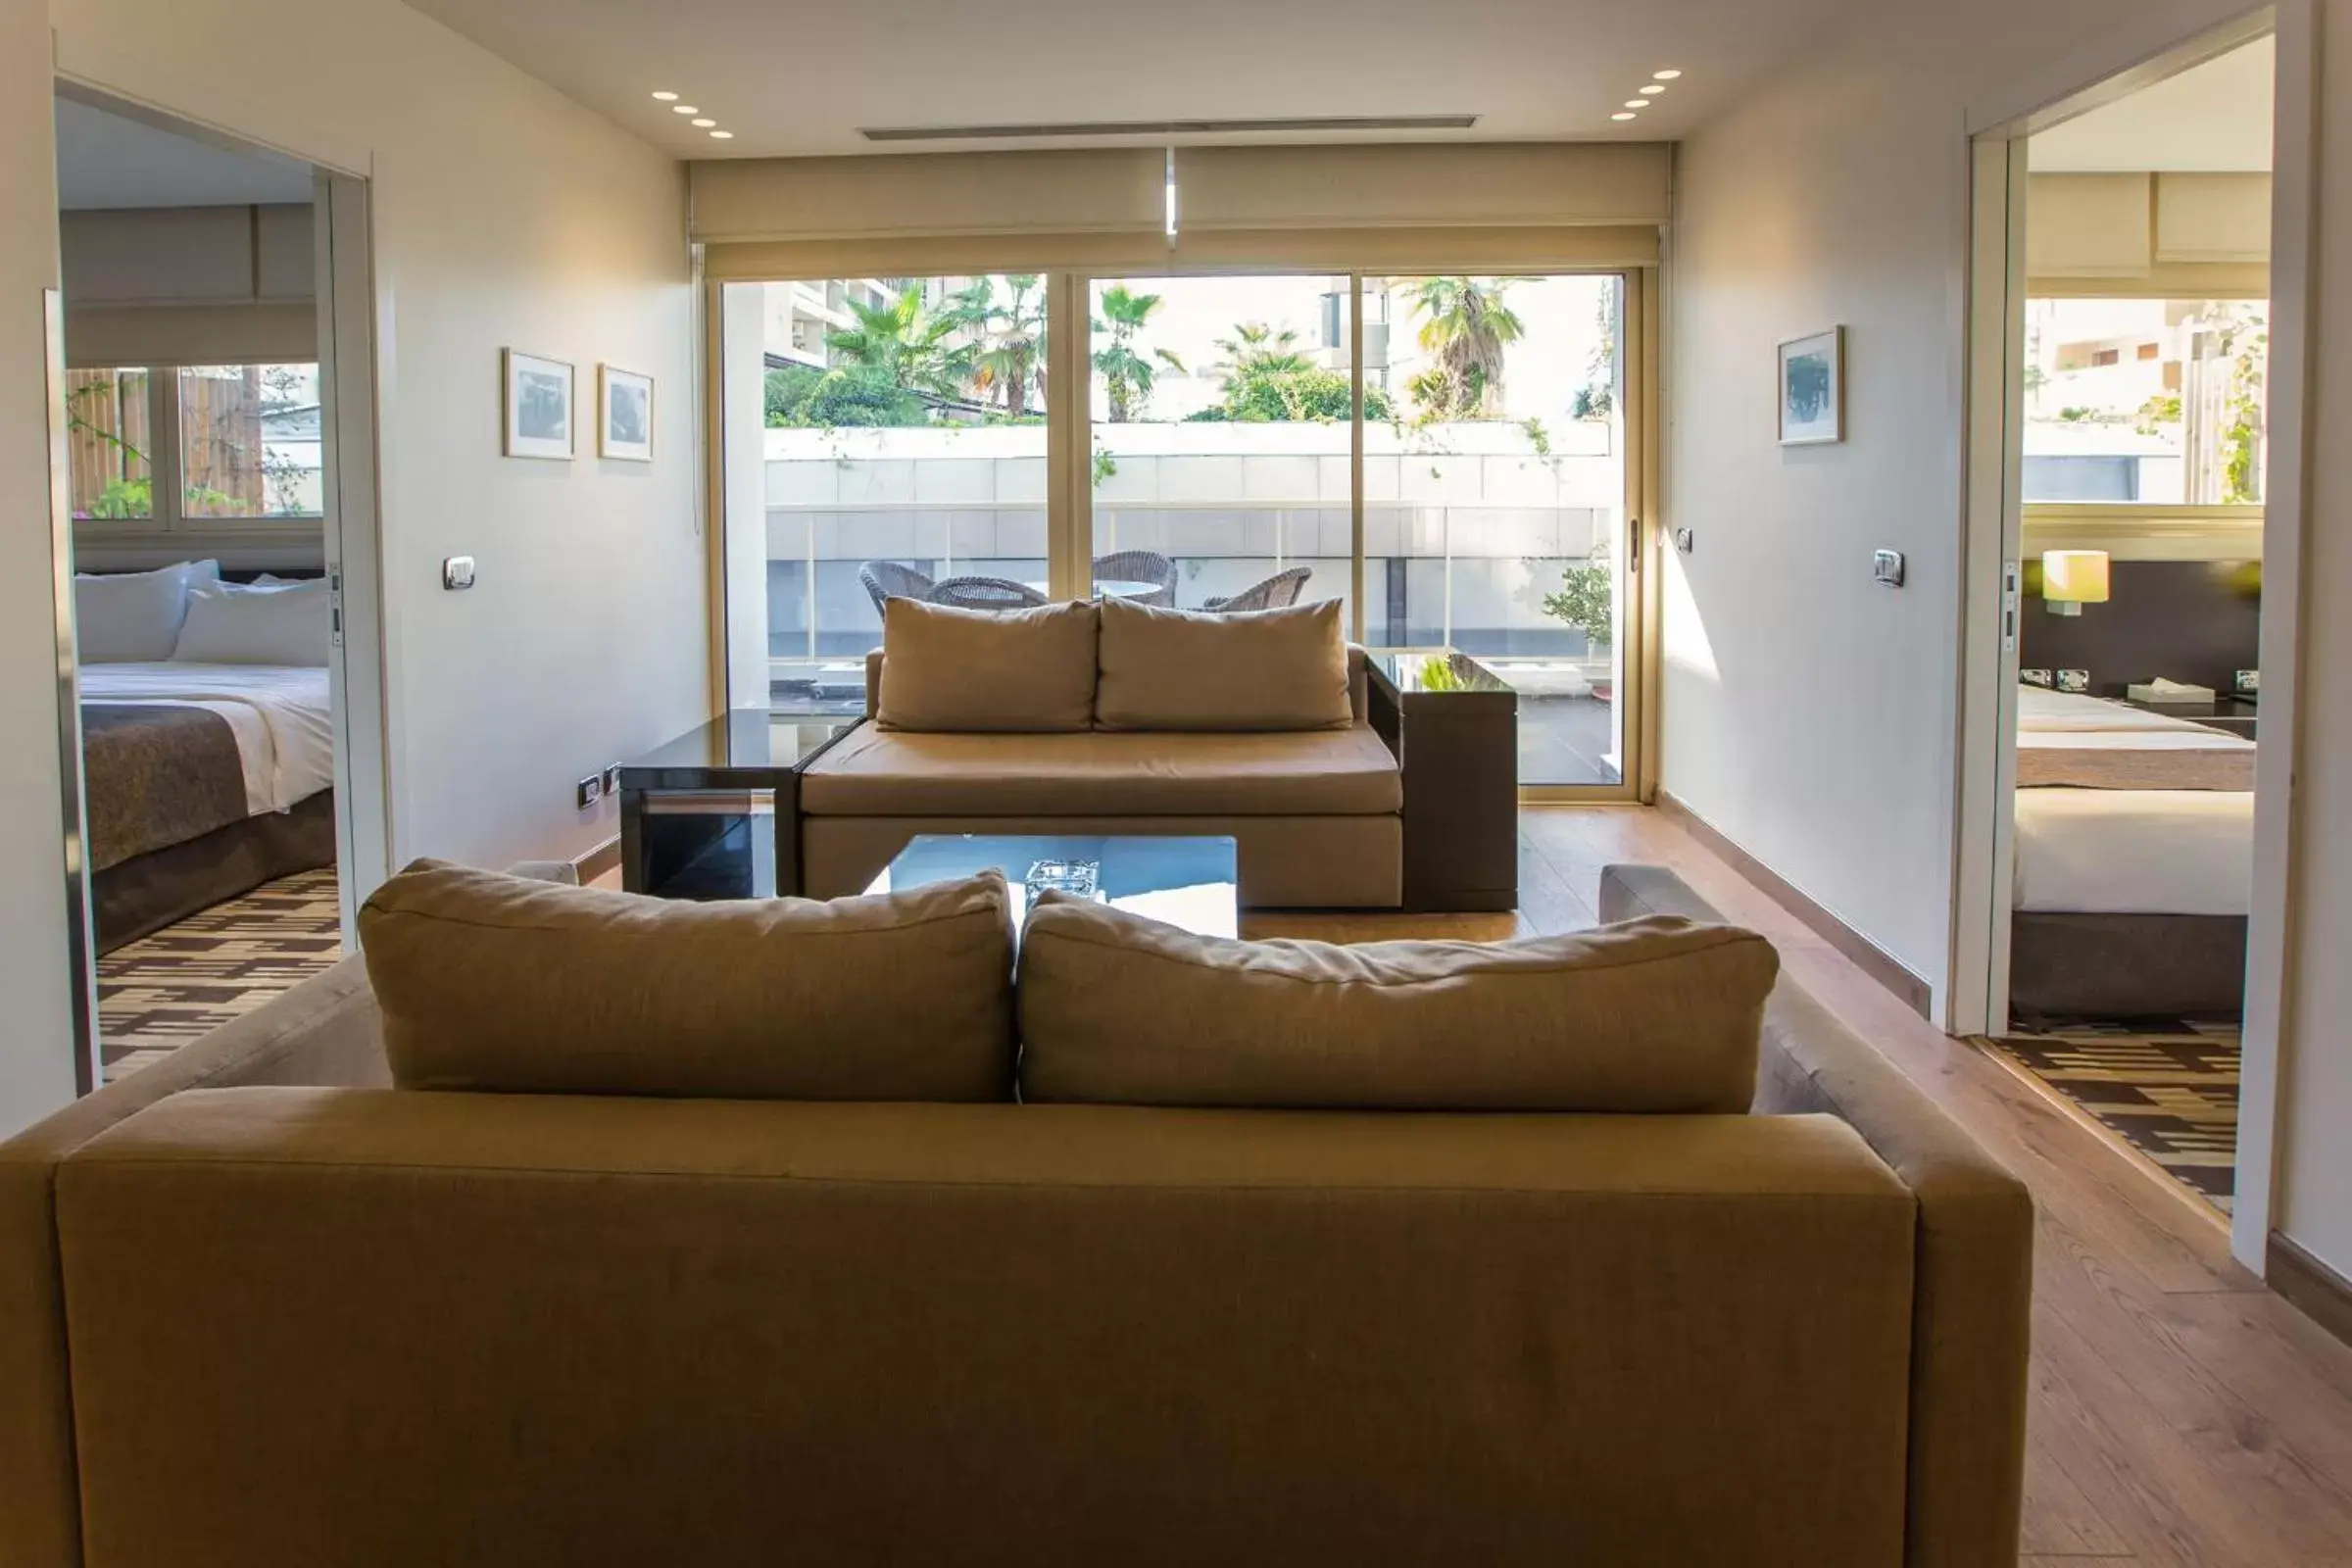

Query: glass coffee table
left=865, top=834, right=1239, bottom=938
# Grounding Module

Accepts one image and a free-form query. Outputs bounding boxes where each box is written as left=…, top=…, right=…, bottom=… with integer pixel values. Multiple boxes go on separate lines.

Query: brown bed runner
left=2017, top=744, right=2255, bottom=791
left=81, top=704, right=250, bottom=870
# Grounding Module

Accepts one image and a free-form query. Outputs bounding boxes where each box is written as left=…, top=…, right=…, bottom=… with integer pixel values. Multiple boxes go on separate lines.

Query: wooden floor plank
left=1289, top=806, right=2352, bottom=1565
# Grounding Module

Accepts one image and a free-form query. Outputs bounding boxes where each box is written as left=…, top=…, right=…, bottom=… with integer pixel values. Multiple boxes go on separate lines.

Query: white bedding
left=2013, top=686, right=2252, bottom=915
left=79, top=663, right=333, bottom=816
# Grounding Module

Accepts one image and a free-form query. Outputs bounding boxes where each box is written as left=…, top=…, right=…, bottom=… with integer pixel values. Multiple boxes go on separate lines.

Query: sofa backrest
left=866, top=643, right=1373, bottom=727
left=38, top=1087, right=1920, bottom=1564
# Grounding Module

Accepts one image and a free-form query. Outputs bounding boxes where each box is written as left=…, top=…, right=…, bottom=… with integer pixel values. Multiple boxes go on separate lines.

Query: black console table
left=1365, top=651, right=1518, bottom=913
left=617, top=711, right=860, bottom=899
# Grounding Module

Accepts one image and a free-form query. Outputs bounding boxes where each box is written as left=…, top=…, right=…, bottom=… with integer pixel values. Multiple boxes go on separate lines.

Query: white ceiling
left=55, top=98, right=316, bottom=210
left=2030, top=36, right=2273, bottom=173
left=398, top=0, right=1855, bottom=158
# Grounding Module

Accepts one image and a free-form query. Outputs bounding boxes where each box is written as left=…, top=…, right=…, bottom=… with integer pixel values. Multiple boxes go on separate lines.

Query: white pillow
left=172, top=576, right=331, bottom=666
left=73, top=561, right=220, bottom=663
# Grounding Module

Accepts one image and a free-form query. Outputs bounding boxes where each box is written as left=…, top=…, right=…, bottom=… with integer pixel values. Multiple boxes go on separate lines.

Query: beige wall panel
left=1177, top=143, right=1672, bottom=230
left=254, top=203, right=317, bottom=300
left=691, top=149, right=1165, bottom=244
left=2027, top=172, right=2154, bottom=277
left=2156, top=172, right=2273, bottom=263
left=60, top=206, right=253, bottom=304
left=65, top=302, right=318, bottom=368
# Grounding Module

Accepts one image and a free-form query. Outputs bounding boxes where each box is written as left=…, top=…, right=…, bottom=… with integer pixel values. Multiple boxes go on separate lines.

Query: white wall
left=0, top=0, right=82, bottom=1134
left=45, top=0, right=709, bottom=875
left=1664, top=0, right=2352, bottom=1281
left=2275, top=1, right=2352, bottom=1283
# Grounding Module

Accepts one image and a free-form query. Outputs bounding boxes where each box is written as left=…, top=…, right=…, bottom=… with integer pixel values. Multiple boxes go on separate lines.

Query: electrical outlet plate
left=442, top=556, right=476, bottom=591
left=1674, top=527, right=1694, bottom=554
left=576, top=775, right=603, bottom=810
left=1872, top=549, right=1906, bottom=588
left=602, top=763, right=622, bottom=797
left=2235, top=669, right=2260, bottom=694
left=2021, top=668, right=2053, bottom=688
left=2056, top=669, right=2090, bottom=694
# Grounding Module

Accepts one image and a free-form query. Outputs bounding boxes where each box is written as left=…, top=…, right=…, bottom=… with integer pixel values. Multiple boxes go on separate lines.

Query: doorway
left=1953, top=13, right=2304, bottom=1262
left=44, top=91, right=386, bottom=1095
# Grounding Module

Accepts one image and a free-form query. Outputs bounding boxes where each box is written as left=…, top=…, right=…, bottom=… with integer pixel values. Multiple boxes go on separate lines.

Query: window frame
left=69, top=360, right=326, bottom=539
left=710, top=257, right=1660, bottom=804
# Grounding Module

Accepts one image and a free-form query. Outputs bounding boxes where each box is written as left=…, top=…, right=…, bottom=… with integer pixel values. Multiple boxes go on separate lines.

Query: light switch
left=1873, top=549, right=1905, bottom=588
left=442, top=556, right=476, bottom=591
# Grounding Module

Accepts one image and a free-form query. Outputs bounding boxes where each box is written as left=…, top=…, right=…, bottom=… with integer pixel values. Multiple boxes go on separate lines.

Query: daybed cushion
left=802, top=723, right=1401, bottom=817
left=877, top=597, right=1098, bottom=733
left=1019, top=897, right=1778, bottom=1112
left=359, top=860, right=1016, bottom=1101
left=1095, top=597, right=1351, bottom=732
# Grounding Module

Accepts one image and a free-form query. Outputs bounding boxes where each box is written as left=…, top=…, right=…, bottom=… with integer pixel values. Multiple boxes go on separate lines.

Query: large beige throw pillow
left=1094, top=596, right=1351, bottom=732
left=362, top=860, right=1016, bottom=1101
left=877, top=596, right=1098, bottom=733
left=1018, top=896, right=1776, bottom=1112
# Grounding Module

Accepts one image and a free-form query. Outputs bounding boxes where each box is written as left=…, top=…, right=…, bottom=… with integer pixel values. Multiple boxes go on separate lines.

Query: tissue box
left=2128, top=680, right=2217, bottom=704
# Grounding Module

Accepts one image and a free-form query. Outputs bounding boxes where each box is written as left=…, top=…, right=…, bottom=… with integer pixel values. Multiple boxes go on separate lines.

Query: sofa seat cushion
left=1019, top=896, right=1779, bottom=1112
left=801, top=723, right=1402, bottom=817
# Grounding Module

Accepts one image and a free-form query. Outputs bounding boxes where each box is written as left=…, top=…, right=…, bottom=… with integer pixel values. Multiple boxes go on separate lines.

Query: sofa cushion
left=359, top=860, right=1015, bottom=1101
left=1095, top=597, right=1351, bottom=732
left=877, top=597, right=1097, bottom=733
left=1018, top=897, right=1777, bottom=1112
left=801, top=723, right=1400, bottom=817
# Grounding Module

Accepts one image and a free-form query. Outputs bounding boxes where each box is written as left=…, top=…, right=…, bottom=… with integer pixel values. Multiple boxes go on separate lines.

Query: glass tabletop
left=866, top=834, right=1239, bottom=937
left=620, top=710, right=861, bottom=785
left=1020, top=579, right=1162, bottom=601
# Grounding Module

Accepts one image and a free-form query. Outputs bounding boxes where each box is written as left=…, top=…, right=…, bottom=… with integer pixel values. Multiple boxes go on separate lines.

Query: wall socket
left=1674, top=527, right=1694, bottom=554
left=602, top=763, right=623, bottom=797
left=576, top=775, right=603, bottom=810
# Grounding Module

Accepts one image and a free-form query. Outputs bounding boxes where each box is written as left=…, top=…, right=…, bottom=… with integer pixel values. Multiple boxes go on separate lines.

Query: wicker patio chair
left=1201, top=565, right=1312, bottom=613
left=932, top=575, right=1050, bottom=612
left=858, top=562, right=937, bottom=615
left=1091, top=550, right=1178, bottom=608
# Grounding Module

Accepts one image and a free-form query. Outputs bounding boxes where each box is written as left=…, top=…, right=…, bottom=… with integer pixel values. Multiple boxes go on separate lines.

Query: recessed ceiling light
left=1653, top=69, right=1683, bottom=80
left=673, top=105, right=700, bottom=115
left=652, top=90, right=679, bottom=101
left=692, top=118, right=714, bottom=127
left=1624, top=100, right=1648, bottom=110
left=1640, top=84, right=1667, bottom=95
left=1611, top=112, right=1638, bottom=122
left=709, top=129, right=734, bottom=139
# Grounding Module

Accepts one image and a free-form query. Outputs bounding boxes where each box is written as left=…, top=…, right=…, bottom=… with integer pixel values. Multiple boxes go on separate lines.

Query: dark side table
left=1365, top=651, right=1518, bottom=913
left=618, top=711, right=860, bottom=899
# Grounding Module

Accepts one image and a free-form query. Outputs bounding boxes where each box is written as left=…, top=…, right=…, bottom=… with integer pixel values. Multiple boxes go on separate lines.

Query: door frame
left=1949, top=1, right=2313, bottom=1272
left=45, top=74, right=395, bottom=1069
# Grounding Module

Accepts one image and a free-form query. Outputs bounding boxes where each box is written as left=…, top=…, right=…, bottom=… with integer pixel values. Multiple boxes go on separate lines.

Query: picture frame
left=598, top=365, right=656, bottom=463
left=1778, top=327, right=1845, bottom=446
left=503, top=350, right=575, bottom=461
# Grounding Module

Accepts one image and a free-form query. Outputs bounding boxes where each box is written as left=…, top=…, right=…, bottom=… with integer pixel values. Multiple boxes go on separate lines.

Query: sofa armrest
left=1598, top=863, right=2034, bottom=1568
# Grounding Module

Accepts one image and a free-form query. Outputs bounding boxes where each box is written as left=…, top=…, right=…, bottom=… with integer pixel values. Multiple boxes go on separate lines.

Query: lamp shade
left=2041, top=550, right=2111, bottom=605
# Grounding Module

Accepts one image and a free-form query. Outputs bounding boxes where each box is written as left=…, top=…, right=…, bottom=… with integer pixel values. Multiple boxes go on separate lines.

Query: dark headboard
left=2022, top=559, right=2261, bottom=698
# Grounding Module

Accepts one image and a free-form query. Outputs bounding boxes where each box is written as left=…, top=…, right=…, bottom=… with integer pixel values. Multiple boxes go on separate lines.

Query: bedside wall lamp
left=2041, top=550, right=2110, bottom=616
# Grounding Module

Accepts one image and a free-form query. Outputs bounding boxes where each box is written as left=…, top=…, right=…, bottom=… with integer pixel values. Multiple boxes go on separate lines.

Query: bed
left=2011, top=685, right=2253, bottom=1018
left=78, top=662, right=336, bottom=953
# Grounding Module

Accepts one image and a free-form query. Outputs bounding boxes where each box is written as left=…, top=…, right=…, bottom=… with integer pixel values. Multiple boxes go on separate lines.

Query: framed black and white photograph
left=1778, top=327, right=1845, bottom=446
left=503, top=350, right=574, bottom=460
left=599, top=366, right=655, bottom=463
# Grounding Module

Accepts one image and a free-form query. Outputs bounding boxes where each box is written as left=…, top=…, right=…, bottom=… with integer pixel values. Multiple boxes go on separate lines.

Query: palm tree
left=825, top=286, right=966, bottom=401
left=1209, top=321, right=1309, bottom=390
left=950, top=274, right=1048, bottom=415
left=1410, top=277, right=1525, bottom=416
left=1094, top=285, right=1184, bottom=423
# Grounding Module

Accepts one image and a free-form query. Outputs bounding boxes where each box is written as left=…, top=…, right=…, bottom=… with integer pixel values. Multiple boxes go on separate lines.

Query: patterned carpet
left=1978, top=1019, right=2240, bottom=1214
left=98, top=868, right=344, bottom=1085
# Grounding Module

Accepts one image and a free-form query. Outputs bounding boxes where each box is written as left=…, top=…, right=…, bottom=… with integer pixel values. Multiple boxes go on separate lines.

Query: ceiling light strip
left=860, top=114, right=1479, bottom=143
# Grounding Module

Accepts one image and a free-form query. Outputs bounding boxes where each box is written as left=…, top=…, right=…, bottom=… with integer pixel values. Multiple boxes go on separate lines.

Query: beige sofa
left=0, top=865, right=2032, bottom=1568
left=797, top=646, right=1404, bottom=909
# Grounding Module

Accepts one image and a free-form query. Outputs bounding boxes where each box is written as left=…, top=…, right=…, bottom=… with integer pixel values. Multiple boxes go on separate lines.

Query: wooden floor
left=1246, top=806, right=2352, bottom=1568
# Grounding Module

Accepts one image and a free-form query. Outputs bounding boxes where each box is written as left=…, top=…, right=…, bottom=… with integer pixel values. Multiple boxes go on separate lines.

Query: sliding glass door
left=716, top=265, right=1649, bottom=794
